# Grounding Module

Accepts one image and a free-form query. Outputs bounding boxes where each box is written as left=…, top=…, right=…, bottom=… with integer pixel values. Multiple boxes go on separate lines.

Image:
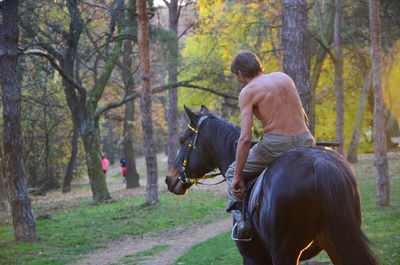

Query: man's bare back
left=240, top=72, right=309, bottom=136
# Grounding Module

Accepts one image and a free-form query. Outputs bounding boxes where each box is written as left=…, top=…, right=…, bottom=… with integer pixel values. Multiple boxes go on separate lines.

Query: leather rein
left=179, top=116, right=225, bottom=186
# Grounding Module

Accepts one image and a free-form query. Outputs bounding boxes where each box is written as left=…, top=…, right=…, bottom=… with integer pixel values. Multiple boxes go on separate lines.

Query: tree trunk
left=123, top=100, right=140, bottom=188
left=138, top=0, right=159, bottom=205
left=63, top=119, right=79, bottom=192
left=334, top=0, right=345, bottom=154
left=0, top=145, right=10, bottom=217
left=0, top=0, right=37, bottom=241
left=121, top=0, right=140, bottom=188
left=61, top=0, right=115, bottom=203
left=81, top=117, right=112, bottom=203
left=166, top=0, right=179, bottom=170
left=369, top=0, right=390, bottom=207
left=347, top=70, right=372, bottom=163
left=105, top=125, right=116, bottom=164
left=282, top=0, right=313, bottom=133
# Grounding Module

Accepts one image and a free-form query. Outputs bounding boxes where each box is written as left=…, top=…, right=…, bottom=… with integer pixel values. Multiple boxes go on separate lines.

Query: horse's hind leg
left=268, top=228, right=314, bottom=265
left=316, top=232, right=340, bottom=265
left=266, top=219, right=317, bottom=264
left=299, top=240, right=323, bottom=261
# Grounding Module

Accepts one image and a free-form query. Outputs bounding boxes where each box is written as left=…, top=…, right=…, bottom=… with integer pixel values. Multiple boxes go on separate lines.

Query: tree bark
left=122, top=0, right=140, bottom=189
left=347, top=70, right=372, bottom=163
left=334, top=0, right=345, bottom=154
left=369, top=0, right=390, bottom=207
left=0, top=145, right=10, bottom=217
left=81, top=117, right=112, bottom=203
left=138, top=0, right=159, bottom=205
left=166, top=0, right=179, bottom=170
left=282, top=0, right=313, bottom=133
left=123, top=100, right=140, bottom=188
left=0, top=0, right=37, bottom=241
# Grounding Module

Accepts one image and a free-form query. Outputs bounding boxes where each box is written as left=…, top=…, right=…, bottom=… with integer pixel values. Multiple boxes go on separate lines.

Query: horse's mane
left=202, top=113, right=240, bottom=164
left=206, top=113, right=240, bottom=137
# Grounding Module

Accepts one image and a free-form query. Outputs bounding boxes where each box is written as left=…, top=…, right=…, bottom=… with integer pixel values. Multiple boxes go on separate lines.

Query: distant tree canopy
left=179, top=0, right=400, bottom=152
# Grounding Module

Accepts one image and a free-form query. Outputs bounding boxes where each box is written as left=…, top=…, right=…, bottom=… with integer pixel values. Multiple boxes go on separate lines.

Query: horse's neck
left=206, top=120, right=239, bottom=174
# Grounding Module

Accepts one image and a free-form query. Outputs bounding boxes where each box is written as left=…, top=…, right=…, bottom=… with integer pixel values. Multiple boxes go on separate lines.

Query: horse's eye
left=179, top=130, right=194, bottom=145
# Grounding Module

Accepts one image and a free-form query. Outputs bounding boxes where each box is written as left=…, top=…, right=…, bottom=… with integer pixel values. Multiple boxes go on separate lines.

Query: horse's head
left=165, top=105, right=217, bottom=195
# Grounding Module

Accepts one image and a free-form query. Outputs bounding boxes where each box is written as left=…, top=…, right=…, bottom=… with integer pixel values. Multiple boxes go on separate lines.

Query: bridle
left=179, top=115, right=225, bottom=186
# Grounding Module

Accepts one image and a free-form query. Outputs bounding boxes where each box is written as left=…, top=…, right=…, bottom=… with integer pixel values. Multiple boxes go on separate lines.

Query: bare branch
left=311, top=34, right=335, bottom=62
left=23, top=49, right=86, bottom=95
left=180, top=84, right=238, bottom=100
left=178, top=23, right=194, bottom=39
left=93, top=80, right=238, bottom=118
left=162, top=0, right=170, bottom=8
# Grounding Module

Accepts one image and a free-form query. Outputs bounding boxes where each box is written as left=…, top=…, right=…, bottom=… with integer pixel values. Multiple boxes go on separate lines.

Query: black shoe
left=231, top=210, right=253, bottom=241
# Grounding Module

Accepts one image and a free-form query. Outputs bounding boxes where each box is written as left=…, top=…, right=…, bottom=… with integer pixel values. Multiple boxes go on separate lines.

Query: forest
left=0, top=0, right=399, bottom=262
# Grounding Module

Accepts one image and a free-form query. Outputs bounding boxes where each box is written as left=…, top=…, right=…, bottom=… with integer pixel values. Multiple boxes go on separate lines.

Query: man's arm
left=231, top=91, right=253, bottom=200
left=302, top=108, right=309, bottom=128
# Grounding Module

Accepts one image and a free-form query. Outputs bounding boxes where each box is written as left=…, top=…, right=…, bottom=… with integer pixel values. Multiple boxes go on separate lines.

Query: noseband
left=179, top=116, right=224, bottom=185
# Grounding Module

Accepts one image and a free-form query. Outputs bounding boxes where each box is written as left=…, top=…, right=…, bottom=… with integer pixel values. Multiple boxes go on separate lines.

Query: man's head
left=230, top=51, right=264, bottom=78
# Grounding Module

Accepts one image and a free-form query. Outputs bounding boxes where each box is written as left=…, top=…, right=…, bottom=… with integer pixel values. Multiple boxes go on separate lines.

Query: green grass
left=1, top=153, right=399, bottom=265
left=0, top=191, right=226, bottom=265
left=174, top=231, right=241, bottom=265
left=174, top=152, right=400, bottom=265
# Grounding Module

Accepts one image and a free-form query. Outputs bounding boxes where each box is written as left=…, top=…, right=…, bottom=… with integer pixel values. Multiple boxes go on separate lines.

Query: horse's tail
left=314, top=156, right=380, bottom=265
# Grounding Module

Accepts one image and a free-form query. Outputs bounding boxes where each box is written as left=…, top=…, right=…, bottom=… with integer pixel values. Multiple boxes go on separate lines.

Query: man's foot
left=231, top=210, right=253, bottom=241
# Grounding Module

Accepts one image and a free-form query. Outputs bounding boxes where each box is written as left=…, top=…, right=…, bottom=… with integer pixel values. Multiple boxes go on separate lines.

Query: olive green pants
left=225, top=132, right=315, bottom=211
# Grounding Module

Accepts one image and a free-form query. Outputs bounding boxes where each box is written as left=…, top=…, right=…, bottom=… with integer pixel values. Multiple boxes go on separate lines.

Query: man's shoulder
left=265, top=72, right=291, bottom=80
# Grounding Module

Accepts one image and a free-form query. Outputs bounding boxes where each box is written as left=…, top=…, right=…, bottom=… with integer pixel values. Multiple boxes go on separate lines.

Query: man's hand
left=231, top=176, right=245, bottom=200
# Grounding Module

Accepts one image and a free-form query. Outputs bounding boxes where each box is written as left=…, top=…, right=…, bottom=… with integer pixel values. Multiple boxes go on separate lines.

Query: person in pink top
left=120, top=158, right=126, bottom=183
left=101, top=156, right=109, bottom=177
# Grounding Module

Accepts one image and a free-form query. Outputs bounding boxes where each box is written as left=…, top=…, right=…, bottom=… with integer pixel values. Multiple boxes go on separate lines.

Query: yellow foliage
left=384, top=39, right=400, bottom=121
left=181, top=0, right=281, bottom=129
left=180, top=1, right=400, bottom=154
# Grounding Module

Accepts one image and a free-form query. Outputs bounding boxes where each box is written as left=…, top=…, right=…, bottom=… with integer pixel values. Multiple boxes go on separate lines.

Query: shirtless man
left=227, top=51, right=315, bottom=241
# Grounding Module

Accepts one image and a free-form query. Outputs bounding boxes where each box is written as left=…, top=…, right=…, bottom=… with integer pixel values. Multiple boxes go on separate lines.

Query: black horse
left=165, top=105, right=380, bottom=265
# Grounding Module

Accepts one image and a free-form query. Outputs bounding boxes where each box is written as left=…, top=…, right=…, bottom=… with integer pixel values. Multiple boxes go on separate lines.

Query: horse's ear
left=200, top=105, right=209, bottom=115
left=184, top=105, right=196, bottom=122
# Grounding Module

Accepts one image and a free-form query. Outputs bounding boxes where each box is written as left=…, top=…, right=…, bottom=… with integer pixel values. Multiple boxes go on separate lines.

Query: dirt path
left=75, top=217, right=232, bottom=265
left=30, top=154, right=232, bottom=265
left=69, top=164, right=230, bottom=265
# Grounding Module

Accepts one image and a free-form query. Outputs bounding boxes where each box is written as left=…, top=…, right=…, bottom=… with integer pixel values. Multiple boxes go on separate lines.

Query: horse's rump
left=250, top=147, right=379, bottom=265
